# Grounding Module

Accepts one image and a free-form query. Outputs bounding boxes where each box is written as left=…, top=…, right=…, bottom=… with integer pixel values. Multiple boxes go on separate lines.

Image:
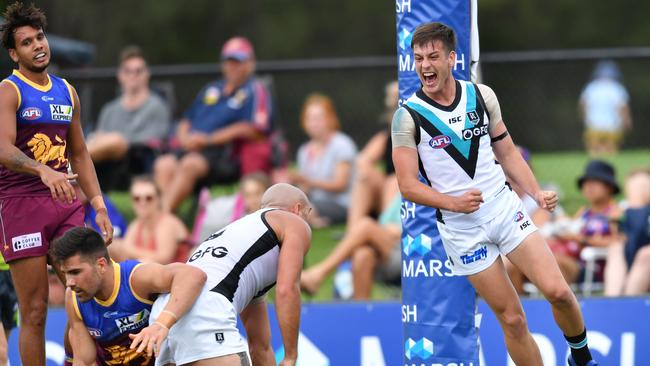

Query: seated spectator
left=154, top=37, right=273, bottom=212
left=289, top=93, right=357, bottom=227
left=613, top=169, right=650, bottom=295
left=347, top=80, right=399, bottom=227
left=87, top=46, right=171, bottom=190
left=552, top=160, right=623, bottom=294
left=109, top=175, right=189, bottom=264
left=191, top=172, right=272, bottom=243
left=300, top=193, right=402, bottom=299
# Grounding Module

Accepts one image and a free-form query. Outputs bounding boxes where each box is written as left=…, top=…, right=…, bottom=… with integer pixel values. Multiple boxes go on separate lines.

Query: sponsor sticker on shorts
left=215, top=332, right=225, bottom=343
left=12, top=232, right=42, bottom=252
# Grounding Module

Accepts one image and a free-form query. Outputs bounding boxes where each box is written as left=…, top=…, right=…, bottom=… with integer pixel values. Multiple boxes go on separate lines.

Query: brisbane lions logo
left=27, top=133, right=68, bottom=169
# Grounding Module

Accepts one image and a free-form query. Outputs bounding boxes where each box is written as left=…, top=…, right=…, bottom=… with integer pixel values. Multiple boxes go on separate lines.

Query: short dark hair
left=119, top=45, right=146, bottom=66
left=1, top=2, right=47, bottom=50
left=50, top=227, right=109, bottom=264
left=410, top=22, right=456, bottom=54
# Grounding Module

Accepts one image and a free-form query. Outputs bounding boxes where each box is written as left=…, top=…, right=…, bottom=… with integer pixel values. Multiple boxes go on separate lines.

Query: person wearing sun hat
left=570, top=160, right=624, bottom=297
left=577, top=160, right=621, bottom=195
left=154, top=36, right=274, bottom=212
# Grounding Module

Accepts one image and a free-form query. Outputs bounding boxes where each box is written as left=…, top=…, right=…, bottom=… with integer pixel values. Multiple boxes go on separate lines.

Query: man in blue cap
left=154, top=37, right=274, bottom=212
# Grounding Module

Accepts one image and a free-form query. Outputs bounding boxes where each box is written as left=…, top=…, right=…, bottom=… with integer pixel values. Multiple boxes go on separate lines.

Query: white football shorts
left=151, top=289, right=250, bottom=365
left=438, top=188, right=538, bottom=276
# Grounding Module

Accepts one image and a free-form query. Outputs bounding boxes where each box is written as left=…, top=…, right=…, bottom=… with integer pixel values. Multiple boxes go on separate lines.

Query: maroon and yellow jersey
left=0, top=70, right=74, bottom=198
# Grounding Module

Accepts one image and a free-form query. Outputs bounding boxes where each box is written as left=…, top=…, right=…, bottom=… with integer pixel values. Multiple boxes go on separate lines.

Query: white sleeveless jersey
left=404, top=81, right=507, bottom=228
left=187, top=208, right=280, bottom=313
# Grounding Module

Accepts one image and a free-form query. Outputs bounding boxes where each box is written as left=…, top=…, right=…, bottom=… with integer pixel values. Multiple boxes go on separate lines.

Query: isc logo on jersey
left=461, top=125, right=488, bottom=140
left=21, top=107, right=42, bottom=120
left=50, top=104, right=72, bottom=121
left=429, top=135, right=451, bottom=149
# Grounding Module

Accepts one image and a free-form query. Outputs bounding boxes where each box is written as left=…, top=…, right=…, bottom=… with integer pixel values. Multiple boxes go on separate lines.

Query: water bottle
left=333, top=260, right=354, bottom=300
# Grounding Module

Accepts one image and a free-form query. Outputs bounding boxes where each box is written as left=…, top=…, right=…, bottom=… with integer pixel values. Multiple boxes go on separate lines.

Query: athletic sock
left=565, top=328, right=593, bottom=365
left=64, top=354, right=74, bottom=366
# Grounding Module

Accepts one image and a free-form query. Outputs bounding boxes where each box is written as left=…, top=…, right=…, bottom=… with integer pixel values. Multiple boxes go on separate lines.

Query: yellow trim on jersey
left=62, top=79, right=75, bottom=106
left=12, top=69, right=52, bottom=92
left=94, top=261, right=121, bottom=307
left=71, top=291, right=83, bottom=321
left=2, top=79, right=21, bottom=110
left=129, top=263, right=154, bottom=305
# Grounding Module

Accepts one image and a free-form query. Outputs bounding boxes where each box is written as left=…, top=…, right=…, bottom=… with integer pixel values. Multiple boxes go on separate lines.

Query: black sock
left=565, top=328, right=593, bottom=365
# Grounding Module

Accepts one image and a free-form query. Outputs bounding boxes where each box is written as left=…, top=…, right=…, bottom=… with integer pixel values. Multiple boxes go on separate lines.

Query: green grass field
left=532, top=149, right=649, bottom=214
left=107, top=149, right=649, bottom=301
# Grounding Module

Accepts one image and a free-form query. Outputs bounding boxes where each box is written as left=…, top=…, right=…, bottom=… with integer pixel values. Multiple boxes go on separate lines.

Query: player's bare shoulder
left=0, top=80, right=19, bottom=110
left=263, top=209, right=312, bottom=244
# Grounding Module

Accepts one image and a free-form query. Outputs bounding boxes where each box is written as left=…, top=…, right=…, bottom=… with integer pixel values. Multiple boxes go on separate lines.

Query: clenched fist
left=535, top=190, right=558, bottom=212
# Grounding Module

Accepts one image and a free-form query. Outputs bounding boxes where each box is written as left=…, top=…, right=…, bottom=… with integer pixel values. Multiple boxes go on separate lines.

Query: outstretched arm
left=64, top=289, right=97, bottom=366
left=66, top=85, right=113, bottom=244
left=490, top=121, right=557, bottom=211
left=266, top=211, right=311, bottom=365
left=241, top=299, right=275, bottom=366
left=129, top=262, right=207, bottom=357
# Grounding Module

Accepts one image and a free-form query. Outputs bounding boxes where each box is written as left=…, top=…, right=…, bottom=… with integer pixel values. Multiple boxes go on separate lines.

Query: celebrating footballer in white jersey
left=391, top=22, right=598, bottom=366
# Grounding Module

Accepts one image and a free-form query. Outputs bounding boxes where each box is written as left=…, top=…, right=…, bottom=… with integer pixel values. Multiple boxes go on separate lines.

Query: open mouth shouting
left=422, top=71, right=438, bottom=87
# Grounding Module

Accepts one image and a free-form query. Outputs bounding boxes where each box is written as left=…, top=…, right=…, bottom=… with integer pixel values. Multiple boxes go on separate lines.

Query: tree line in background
left=0, top=0, right=647, bottom=66
left=1, top=0, right=648, bottom=153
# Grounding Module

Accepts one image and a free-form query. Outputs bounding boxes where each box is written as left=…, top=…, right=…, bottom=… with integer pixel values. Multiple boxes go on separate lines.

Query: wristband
left=90, top=195, right=107, bottom=211
left=156, top=311, right=176, bottom=329
left=162, top=309, right=178, bottom=321
left=154, top=321, right=169, bottom=331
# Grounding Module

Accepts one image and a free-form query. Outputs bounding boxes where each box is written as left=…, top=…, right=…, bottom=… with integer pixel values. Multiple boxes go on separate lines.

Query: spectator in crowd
left=191, top=172, right=272, bottom=243
left=608, top=168, right=650, bottom=295
left=87, top=46, right=171, bottom=190
left=109, top=175, right=189, bottom=264
left=579, top=60, right=631, bottom=156
left=346, top=80, right=400, bottom=227
left=300, top=192, right=402, bottom=299
left=290, top=93, right=357, bottom=227
left=552, top=160, right=623, bottom=294
left=154, top=37, right=273, bottom=212
left=0, top=254, right=17, bottom=366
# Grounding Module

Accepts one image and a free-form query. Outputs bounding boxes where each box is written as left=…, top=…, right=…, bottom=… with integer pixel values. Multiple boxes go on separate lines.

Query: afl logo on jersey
left=21, top=107, right=42, bottom=120
left=514, top=211, right=525, bottom=222
left=429, top=135, right=451, bottom=149
left=88, top=328, right=103, bottom=337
